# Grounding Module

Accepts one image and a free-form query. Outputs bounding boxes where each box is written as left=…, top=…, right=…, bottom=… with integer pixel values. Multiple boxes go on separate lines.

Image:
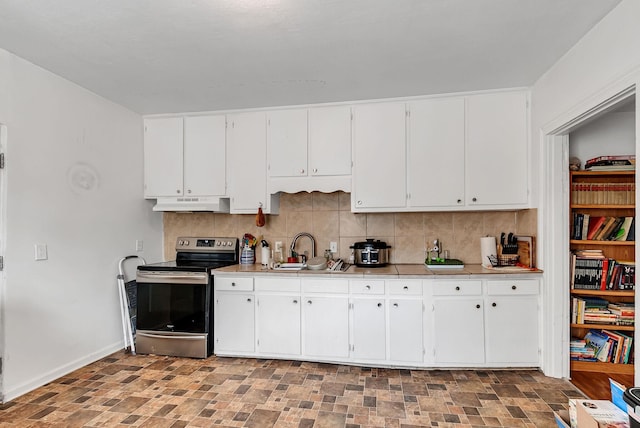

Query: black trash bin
left=623, top=387, right=640, bottom=427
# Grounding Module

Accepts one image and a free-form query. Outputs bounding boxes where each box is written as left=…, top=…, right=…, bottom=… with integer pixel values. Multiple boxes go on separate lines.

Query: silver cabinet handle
left=187, top=189, right=192, bottom=194
left=313, top=168, right=318, bottom=173
left=307, top=300, right=312, bottom=304
left=176, top=189, right=181, bottom=194
left=357, top=200, right=362, bottom=205
left=300, top=169, right=305, bottom=174
left=366, top=285, right=371, bottom=290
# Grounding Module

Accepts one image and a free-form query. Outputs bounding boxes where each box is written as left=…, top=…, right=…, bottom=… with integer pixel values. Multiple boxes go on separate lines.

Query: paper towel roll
left=480, top=236, right=497, bottom=268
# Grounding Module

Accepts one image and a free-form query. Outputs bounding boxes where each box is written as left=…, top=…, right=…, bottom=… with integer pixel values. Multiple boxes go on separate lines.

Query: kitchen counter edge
left=212, top=264, right=543, bottom=279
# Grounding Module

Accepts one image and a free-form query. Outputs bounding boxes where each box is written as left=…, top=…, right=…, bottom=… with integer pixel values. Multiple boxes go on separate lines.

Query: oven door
left=135, top=270, right=212, bottom=358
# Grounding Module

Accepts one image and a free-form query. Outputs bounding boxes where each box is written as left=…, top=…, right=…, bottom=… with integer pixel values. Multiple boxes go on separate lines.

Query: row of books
left=582, top=329, right=633, bottom=364
left=572, top=215, right=634, bottom=241
left=570, top=183, right=635, bottom=205
left=571, top=297, right=634, bottom=326
left=570, top=254, right=635, bottom=290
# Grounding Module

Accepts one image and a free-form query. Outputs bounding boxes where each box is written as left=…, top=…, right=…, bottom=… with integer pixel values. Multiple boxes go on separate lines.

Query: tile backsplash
left=163, top=191, right=537, bottom=265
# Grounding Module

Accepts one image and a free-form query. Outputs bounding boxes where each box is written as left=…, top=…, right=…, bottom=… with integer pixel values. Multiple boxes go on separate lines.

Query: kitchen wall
left=0, top=48, right=163, bottom=401
left=163, top=192, right=537, bottom=265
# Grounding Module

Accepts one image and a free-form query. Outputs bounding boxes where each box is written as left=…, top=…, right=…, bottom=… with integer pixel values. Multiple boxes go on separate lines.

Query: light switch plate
left=136, top=240, right=144, bottom=252
left=35, top=243, right=48, bottom=261
left=330, top=241, right=338, bottom=253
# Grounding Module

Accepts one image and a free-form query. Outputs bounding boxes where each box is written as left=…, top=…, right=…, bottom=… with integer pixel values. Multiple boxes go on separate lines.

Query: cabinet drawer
left=349, top=279, right=385, bottom=294
left=432, top=280, right=482, bottom=296
left=302, top=279, right=348, bottom=294
left=255, top=277, right=300, bottom=293
left=387, top=280, right=423, bottom=295
left=486, top=279, right=538, bottom=295
left=215, top=277, right=254, bottom=291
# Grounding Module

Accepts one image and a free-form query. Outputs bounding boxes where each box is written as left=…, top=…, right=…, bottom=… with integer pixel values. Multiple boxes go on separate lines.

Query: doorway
left=541, top=84, right=637, bottom=390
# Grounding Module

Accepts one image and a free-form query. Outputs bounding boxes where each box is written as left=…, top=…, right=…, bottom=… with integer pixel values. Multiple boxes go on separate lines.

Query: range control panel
left=175, top=237, right=239, bottom=252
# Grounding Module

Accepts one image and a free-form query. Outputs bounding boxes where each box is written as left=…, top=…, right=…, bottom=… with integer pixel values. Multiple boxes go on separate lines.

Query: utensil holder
left=240, top=247, right=255, bottom=264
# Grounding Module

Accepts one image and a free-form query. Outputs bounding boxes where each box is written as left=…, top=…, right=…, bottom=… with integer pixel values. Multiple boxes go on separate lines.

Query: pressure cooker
left=350, top=239, right=391, bottom=267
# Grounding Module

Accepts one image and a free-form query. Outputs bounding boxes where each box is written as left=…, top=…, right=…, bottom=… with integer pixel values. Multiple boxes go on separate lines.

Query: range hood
left=152, top=196, right=230, bottom=212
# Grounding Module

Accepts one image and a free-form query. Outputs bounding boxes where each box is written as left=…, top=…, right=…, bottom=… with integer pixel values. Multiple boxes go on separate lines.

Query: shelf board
left=570, top=204, right=635, bottom=209
left=571, top=360, right=634, bottom=374
left=570, top=240, right=635, bottom=246
left=570, top=289, right=635, bottom=297
left=570, top=323, right=634, bottom=331
left=571, top=170, right=635, bottom=177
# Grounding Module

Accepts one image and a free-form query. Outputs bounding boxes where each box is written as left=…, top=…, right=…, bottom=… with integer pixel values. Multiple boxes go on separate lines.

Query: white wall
left=0, top=49, right=163, bottom=401
left=531, top=0, right=640, bottom=379
left=569, top=111, right=636, bottom=163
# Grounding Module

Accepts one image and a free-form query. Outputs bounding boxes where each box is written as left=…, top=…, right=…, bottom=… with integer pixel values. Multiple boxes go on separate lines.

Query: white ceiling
left=0, top=0, right=621, bottom=114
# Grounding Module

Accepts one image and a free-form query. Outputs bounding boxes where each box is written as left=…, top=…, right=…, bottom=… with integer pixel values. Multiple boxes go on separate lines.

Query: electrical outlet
left=330, top=241, right=338, bottom=253
left=275, top=241, right=283, bottom=252
left=34, top=243, right=48, bottom=261
left=136, top=240, right=144, bottom=252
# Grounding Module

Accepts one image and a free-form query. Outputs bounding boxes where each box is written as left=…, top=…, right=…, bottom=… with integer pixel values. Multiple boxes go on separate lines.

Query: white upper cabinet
left=184, top=115, right=226, bottom=196
left=465, top=91, right=529, bottom=207
left=352, top=102, right=407, bottom=210
left=407, top=97, right=465, bottom=208
left=143, top=117, right=184, bottom=198
left=267, top=108, right=308, bottom=177
left=144, top=115, right=226, bottom=198
left=267, top=105, right=352, bottom=193
left=227, top=111, right=277, bottom=214
left=308, top=105, right=352, bottom=176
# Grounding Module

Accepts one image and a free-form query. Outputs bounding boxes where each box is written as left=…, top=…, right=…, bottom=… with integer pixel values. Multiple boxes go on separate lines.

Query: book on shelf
left=615, top=216, right=634, bottom=241
left=570, top=182, right=635, bottom=205
left=571, top=254, right=636, bottom=291
left=572, top=215, right=634, bottom=241
left=586, top=216, right=607, bottom=240
left=586, top=164, right=636, bottom=171
left=627, top=217, right=635, bottom=241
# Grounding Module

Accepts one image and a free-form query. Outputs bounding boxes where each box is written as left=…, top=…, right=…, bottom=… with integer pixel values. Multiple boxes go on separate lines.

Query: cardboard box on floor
left=570, top=399, right=629, bottom=427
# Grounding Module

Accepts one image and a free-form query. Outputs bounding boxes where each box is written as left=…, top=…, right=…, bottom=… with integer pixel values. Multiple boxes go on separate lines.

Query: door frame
left=540, top=75, right=638, bottom=380
left=0, top=123, right=6, bottom=402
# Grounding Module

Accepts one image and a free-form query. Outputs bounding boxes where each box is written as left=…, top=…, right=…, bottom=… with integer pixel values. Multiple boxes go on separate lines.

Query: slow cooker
left=350, top=239, right=391, bottom=267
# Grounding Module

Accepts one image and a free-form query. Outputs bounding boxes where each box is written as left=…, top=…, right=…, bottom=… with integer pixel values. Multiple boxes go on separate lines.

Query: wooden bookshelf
left=569, top=170, right=635, bottom=379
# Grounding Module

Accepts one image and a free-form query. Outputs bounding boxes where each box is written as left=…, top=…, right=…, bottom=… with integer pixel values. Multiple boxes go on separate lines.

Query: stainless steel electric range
left=135, top=237, right=239, bottom=358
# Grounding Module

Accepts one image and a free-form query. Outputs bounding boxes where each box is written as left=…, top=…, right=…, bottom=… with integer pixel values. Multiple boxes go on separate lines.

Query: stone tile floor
left=0, top=351, right=585, bottom=427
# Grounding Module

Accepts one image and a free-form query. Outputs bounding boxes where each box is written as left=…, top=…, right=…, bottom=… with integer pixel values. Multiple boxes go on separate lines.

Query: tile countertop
left=212, top=263, right=542, bottom=279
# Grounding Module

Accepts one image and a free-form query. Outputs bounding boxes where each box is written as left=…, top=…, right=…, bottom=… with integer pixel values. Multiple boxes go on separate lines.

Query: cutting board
left=516, top=235, right=536, bottom=268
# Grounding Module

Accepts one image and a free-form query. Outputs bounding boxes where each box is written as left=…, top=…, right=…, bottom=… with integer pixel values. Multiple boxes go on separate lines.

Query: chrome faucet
left=290, top=232, right=316, bottom=261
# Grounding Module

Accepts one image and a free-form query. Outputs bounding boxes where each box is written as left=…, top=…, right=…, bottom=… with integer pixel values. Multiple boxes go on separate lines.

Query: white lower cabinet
left=427, top=278, right=540, bottom=367
left=214, top=274, right=540, bottom=368
left=215, top=292, right=255, bottom=354
left=484, top=280, right=539, bottom=364
left=303, top=295, right=350, bottom=358
left=389, top=298, right=424, bottom=363
left=350, top=298, right=386, bottom=360
left=433, top=295, right=485, bottom=364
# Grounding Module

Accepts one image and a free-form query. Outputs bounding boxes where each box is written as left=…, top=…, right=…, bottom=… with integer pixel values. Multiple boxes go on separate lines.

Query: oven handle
left=137, top=332, right=206, bottom=340
left=137, top=272, right=208, bottom=282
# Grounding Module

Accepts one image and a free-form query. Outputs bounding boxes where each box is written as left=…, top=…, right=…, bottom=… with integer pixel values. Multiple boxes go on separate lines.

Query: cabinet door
left=143, top=117, right=183, bottom=198
left=267, top=109, right=308, bottom=177
left=227, top=112, right=268, bottom=213
left=184, top=115, right=226, bottom=196
left=351, top=298, right=386, bottom=360
left=215, top=293, right=255, bottom=353
left=407, top=98, right=465, bottom=208
left=303, top=296, right=349, bottom=358
left=465, top=91, right=528, bottom=206
left=308, top=106, right=352, bottom=176
left=433, top=298, right=484, bottom=364
left=352, top=103, right=407, bottom=209
left=256, top=294, right=301, bottom=355
left=388, top=298, right=423, bottom=363
left=485, top=295, right=539, bottom=364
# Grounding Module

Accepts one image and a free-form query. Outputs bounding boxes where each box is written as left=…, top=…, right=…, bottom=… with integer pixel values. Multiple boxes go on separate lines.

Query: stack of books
left=570, top=337, right=597, bottom=362
left=572, top=214, right=635, bottom=241
left=571, top=296, right=635, bottom=326
left=571, top=183, right=635, bottom=205
left=584, top=155, right=636, bottom=171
